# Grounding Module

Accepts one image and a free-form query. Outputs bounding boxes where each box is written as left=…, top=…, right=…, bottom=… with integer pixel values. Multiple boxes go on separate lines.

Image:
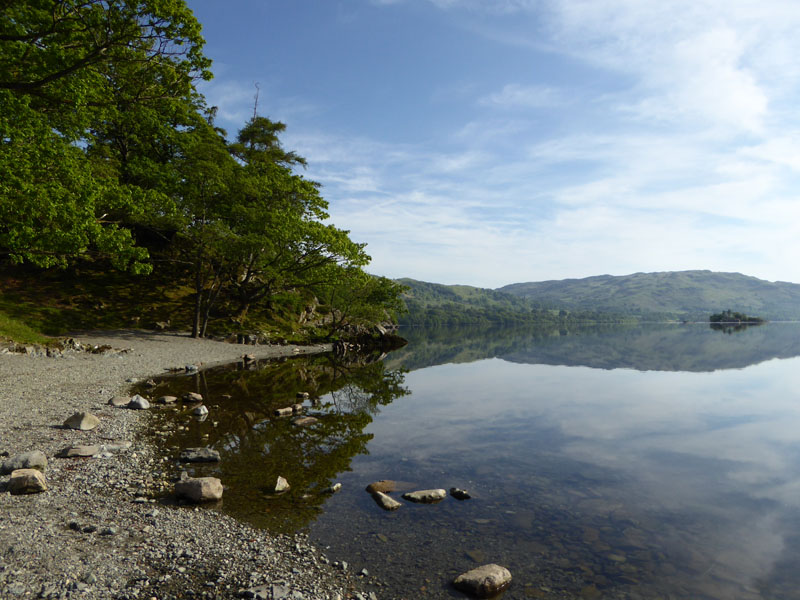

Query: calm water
left=144, top=323, right=800, bottom=599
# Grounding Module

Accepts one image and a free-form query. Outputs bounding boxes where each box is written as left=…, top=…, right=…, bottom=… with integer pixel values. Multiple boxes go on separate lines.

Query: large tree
left=0, top=0, right=210, bottom=270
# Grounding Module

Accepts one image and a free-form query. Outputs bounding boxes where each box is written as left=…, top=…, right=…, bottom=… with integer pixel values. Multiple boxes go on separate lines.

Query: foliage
left=0, top=0, right=210, bottom=271
left=709, top=309, right=765, bottom=324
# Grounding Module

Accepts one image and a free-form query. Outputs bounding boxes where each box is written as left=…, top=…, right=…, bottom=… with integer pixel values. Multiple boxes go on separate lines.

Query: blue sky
left=188, top=0, right=800, bottom=288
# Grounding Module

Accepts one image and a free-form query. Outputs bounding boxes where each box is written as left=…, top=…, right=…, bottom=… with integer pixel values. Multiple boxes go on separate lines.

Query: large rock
left=402, top=489, right=447, bottom=503
left=371, top=491, right=402, bottom=511
left=63, top=412, right=100, bottom=431
left=57, top=445, right=100, bottom=458
left=453, top=564, right=512, bottom=598
left=108, top=395, right=130, bottom=407
left=1, top=450, right=47, bottom=474
left=179, top=447, right=220, bottom=463
left=127, top=395, right=151, bottom=410
left=8, top=469, right=48, bottom=495
left=175, top=477, right=223, bottom=502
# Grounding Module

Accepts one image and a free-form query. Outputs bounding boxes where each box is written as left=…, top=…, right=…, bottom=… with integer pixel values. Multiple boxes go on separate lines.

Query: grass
left=0, top=309, right=53, bottom=345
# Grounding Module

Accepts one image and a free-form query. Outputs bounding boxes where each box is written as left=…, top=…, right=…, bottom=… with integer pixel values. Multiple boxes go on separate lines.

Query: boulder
left=127, top=395, right=151, bottom=410
left=179, top=448, right=220, bottom=463
left=157, top=395, right=178, bottom=404
left=175, top=477, right=223, bottom=502
left=453, top=564, right=512, bottom=598
left=63, top=412, right=100, bottom=431
left=1, top=450, right=48, bottom=474
left=192, top=405, right=209, bottom=416
left=365, top=480, right=396, bottom=494
left=371, top=491, right=402, bottom=511
left=57, top=445, right=100, bottom=458
left=183, top=392, right=203, bottom=403
left=402, top=489, right=447, bottom=503
left=108, top=395, right=130, bottom=407
left=9, top=468, right=48, bottom=495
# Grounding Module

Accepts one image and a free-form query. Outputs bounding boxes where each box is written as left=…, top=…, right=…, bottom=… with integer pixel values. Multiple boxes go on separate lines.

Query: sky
left=187, top=0, right=800, bottom=288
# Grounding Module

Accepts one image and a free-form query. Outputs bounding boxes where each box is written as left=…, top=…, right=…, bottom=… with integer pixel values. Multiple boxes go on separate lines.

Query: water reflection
left=144, top=353, right=408, bottom=532
left=390, top=321, right=800, bottom=372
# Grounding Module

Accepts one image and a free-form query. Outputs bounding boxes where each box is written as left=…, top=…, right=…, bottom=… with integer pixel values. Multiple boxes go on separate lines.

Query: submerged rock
left=365, top=480, right=396, bottom=494
left=157, top=395, right=178, bottom=404
left=402, top=489, right=447, bottom=503
left=9, top=468, right=48, bottom=495
left=453, top=564, right=512, bottom=598
left=192, top=405, right=209, bottom=417
left=183, top=392, right=203, bottom=403
left=179, top=448, right=220, bottom=463
left=292, top=416, right=318, bottom=427
left=274, top=407, right=293, bottom=417
left=1, top=450, right=48, bottom=474
left=63, top=412, right=100, bottom=431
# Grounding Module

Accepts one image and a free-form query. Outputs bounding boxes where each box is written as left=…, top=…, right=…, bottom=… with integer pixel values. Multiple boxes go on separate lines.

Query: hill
left=498, top=270, right=800, bottom=321
left=396, top=278, right=633, bottom=326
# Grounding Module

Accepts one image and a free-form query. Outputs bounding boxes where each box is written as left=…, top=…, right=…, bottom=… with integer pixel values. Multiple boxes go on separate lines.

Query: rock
left=292, top=416, right=318, bottom=427
left=175, top=477, right=223, bottom=502
left=192, top=405, right=209, bottom=416
left=179, top=447, right=221, bottom=463
left=365, top=480, right=396, bottom=494
left=271, top=476, right=290, bottom=493
left=98, top=441, right=132, bottom=454
left=63, top=412, right=100, bottom=431
left=371, top=491, right=402, bottom=511
left=274, top=407, right=294, bottom=417
left=450, top=487, right=472, bottom=500
left=143, top=379, right=157, bottom=388
left=185, top=364, right=199, bottom=373
left=127, top=394, right=151, bottom=410
left=1, top=450, right=48, bottom=474
left=57, top=445, right=100, bottom=458
left=183, top=392, right=203, bottom=402
left=108, top=395, right=130, bottom=407
left=453, top=564, right=512, bottom=598
left=296, top=392, right=310, bottom=399
left=324, top=483, right=342, bottom=494
left=157, top=395, right=178, bottom=404
left=292, top=403, right=303, bottom=413
left=402, top=489, right=447, bottom=503
left=8, top=468, right=48, bottom=495
left=243, top=354, right=256, bottom=363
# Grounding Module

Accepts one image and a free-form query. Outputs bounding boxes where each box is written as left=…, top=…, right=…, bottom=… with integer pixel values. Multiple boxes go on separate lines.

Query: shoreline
left=0, top=330, right=371, bottom=600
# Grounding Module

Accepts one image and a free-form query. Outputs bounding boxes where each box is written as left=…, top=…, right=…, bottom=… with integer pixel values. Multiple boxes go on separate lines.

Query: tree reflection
left=143, top=352, right=408, bottom=532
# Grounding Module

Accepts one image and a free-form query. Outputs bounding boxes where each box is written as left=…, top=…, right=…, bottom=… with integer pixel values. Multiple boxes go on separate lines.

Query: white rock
left=402, top=489, right=447, bottom=503
left=127, top=394, right=151, bottom=410
left=192, top=404, right=209, bottom=416
left=371, top=491, right=402, bottom=511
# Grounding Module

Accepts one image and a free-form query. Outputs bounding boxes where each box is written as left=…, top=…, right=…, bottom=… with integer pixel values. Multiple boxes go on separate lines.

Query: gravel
left=0, top=331, right=374, bottom=600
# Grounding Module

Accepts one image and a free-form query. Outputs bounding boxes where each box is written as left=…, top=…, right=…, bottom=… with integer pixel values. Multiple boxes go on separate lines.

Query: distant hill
left=396, top=278, right=633, bottom=326
left=498, top=270, right=800, bottom=321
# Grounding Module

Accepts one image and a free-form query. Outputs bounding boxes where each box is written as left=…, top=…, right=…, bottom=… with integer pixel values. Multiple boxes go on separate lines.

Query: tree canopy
left=0, top=0, right=405, bottom=340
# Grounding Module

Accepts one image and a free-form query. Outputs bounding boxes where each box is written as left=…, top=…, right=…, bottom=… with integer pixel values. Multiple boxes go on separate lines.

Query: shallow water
left=145, top=323, right=800, bottom=599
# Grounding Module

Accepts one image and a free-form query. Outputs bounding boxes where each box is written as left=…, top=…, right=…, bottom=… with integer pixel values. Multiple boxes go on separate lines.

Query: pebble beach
left=0, top=331, right=371, bottom=600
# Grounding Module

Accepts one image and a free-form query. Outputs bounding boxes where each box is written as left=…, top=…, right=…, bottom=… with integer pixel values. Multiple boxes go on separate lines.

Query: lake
left=144, top=322, right=800, bottom=599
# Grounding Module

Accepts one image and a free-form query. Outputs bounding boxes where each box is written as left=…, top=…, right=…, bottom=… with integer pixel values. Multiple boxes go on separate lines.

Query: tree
left=318, top=267, right=407, bottom=337
left=0, top=0, right=210, bottom=269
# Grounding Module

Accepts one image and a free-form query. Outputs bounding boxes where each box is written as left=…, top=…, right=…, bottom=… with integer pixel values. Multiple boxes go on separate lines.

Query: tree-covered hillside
left=499, top=271, right=800, bottom=321
left=397, top=278, right=634, bottom=326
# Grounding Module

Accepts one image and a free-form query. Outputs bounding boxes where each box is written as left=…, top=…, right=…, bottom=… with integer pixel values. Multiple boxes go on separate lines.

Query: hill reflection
left=387, top=322, right=800, bottom=372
